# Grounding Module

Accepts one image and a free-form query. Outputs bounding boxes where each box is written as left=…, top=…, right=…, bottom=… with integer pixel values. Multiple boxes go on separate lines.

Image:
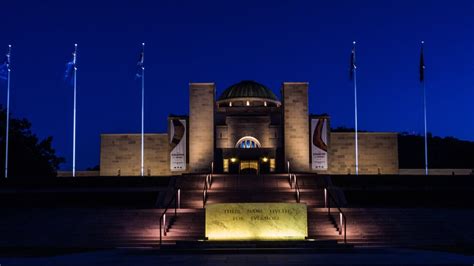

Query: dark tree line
left=398, top=133, right=474, bottom=169
left=0, top=106, right=64, bottom=177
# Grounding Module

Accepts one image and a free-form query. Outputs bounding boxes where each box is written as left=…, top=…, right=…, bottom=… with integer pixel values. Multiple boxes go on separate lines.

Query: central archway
left=235, top=136, right=261, bottom=149
left=240, top=160, right=259, bottom=174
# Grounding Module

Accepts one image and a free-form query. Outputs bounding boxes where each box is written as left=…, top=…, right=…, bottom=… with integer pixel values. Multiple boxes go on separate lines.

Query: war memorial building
left=2, top=82, right=472, bottom=253
left=100, top=80, right=398, bottom=176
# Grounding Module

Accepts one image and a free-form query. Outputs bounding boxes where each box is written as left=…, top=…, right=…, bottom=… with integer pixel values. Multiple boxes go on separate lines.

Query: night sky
left=1, top=0, right=473, bottom=170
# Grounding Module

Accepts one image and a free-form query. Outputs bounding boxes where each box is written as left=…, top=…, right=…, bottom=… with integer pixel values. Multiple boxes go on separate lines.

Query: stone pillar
left=189, top=83, right=215, bottom=172
left=282, top=82, right=310, bottom=172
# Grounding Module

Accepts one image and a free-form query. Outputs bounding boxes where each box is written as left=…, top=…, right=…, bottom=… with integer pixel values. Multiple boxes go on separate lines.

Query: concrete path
left=1, top=247, right=473, bottom=265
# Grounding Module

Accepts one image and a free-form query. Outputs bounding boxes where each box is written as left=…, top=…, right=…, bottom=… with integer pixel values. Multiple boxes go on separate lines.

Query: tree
left=399, top=133, right=474, bottom=169
left=0, top=106, right=64, bottom=177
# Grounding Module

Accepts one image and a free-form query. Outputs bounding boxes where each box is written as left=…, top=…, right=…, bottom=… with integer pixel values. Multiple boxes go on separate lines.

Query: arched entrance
left=239, top=160, right=259, bottom=174
left=236, top=136, right=260, bottom=174
left=235, top=136, right=261, bottom=149
left=221, top=136, right=276, bottom=174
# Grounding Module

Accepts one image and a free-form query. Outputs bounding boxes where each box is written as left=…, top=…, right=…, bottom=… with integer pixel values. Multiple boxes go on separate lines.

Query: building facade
left=100, top=80, right=398, bottom=176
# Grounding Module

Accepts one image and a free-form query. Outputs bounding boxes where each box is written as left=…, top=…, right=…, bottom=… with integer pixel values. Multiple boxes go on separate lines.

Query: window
left=235, top=136, right=261, bottom=148
left=223, top=159, right=229, bottom=173
left=270, top=159, right=276, bottom=172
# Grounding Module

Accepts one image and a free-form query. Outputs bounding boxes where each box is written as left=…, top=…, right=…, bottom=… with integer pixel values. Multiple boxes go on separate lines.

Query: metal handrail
left=287, top=161, right=292, bottom=186
left=324, top=186, right=347, bottom=244
left=202, top=174, right=211, bottom=207
left=289, top=173, right=300, bottom=203
left=294, top=174, right=300, bottom=203
left=287, top=161, right=300, bottom=203
left=202, top=162, right=214, bottom=208
left=159, top=186, right=180, bottom=246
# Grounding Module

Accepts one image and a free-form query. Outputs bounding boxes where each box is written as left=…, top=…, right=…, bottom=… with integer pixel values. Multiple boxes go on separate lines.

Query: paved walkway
left=1, top=248, right=473, bottom=265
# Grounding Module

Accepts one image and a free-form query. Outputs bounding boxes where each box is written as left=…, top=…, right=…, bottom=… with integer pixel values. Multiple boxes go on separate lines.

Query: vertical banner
left=311, top=118, right=328, bottom=170
left=170, top=118, right=187, bottom=171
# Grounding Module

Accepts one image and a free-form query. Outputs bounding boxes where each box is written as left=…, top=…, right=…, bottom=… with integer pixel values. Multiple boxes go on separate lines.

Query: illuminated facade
left=100, top=80, right=399, bottom=176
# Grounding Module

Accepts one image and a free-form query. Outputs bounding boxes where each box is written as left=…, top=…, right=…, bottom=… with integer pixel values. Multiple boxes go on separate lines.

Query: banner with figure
left=170, top=118, right=187, bottom=171
left=311, top=118, right=328, bottom=170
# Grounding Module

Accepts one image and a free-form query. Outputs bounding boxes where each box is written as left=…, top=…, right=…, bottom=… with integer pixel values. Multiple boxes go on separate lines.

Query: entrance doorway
left=240, top=160, right=259, bottom=174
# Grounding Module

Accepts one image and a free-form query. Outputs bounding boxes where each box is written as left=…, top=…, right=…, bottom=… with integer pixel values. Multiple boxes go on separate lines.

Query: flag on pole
left=2, top=45, right=11, bottom=179
left=349, top=45, right=356, bottom=80
left=420, top=41, right=429, bottom=176
left=64, top=48, right=77, bottom=85
left=136, top=45, right=144, bottom=79
left=137, top=43, right=145, bottom=176
left=419, top=43, right=425, bottom=82
left=64, top=44, right=78, bottom=177
left=349, top=41, right=359, bottom=175
left=0, top=50, right=10, bottom=81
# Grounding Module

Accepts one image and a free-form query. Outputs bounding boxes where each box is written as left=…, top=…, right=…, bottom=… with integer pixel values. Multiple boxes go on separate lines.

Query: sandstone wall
left=216, top=116, right=280, bottom=149
left=100, top=134, right=170, bottom=176
left=329, top=132, right=399, bottom=174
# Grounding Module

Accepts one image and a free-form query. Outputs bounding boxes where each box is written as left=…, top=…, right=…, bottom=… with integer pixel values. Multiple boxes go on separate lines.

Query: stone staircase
left=162, top=174, right=474, bottom=249
left=160, top=174, right=343, bottom=244
left=2, top=174, right=470, bottom=249
left=342, top=208, right=474, bottom=248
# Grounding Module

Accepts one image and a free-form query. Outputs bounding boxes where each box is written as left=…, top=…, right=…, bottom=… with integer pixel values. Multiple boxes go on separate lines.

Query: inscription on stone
left=206, top=203, right=308, bottom=240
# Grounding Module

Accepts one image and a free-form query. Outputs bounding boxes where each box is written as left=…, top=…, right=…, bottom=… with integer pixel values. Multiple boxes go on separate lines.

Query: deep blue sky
left=1, top=0, right=473, bottom=170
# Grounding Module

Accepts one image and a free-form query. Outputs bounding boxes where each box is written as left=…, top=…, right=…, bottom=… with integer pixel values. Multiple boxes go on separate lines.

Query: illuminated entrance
left=240, top=160, right=259, bottom=174
left=219, top=136, right=277, bottom=174
left=223, top=156, right=276, bottom=174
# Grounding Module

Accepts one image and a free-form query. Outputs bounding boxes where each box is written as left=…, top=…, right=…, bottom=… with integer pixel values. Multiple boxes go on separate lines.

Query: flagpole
left=140, top=43, right=145, bottom=177
left=4, top=45, right=11, bottom=178
left=421, top=41, right=428, bottom=176
left=72, top=43, right=77, bottom=177
left=423, top=78, right=428, bottom=176
left=352, top=41, right=359, bottom=175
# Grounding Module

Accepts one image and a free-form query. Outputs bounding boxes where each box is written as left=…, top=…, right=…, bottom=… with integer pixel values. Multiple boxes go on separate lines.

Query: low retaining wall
left=399, top=169, right=473, bottom=175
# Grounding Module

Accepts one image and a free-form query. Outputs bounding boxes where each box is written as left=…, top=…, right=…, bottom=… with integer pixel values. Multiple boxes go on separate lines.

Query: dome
left=217, top=80, right=279, bottom=102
